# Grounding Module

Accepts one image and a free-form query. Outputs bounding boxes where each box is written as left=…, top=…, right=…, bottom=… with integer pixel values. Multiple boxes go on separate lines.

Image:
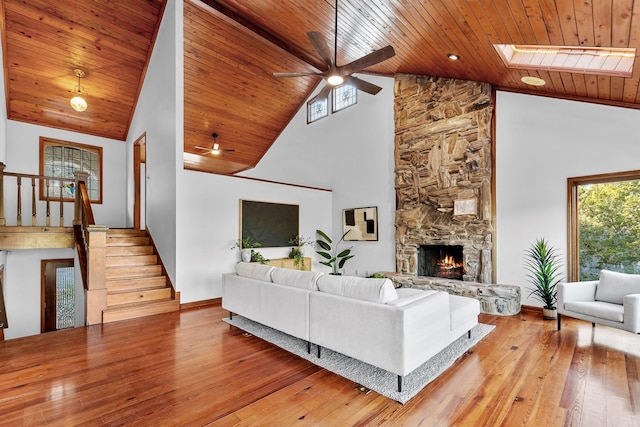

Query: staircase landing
left=103, top=229, right=179, bottom=323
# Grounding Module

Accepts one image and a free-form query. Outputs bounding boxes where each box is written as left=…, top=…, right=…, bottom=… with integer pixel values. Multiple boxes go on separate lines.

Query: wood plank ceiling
left=2, top=0, right=640, bottom=175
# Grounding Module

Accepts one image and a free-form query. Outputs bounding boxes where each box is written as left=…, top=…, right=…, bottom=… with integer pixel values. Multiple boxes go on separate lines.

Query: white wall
left=242, top=75, right=397, bottom=276
left=4, top=248, right=76, bottom=339
left=176, top=172, right=331, bottom=302
left=495, top=91, right=640, bottom=306
left=4, top=121, right=127, bottom=227
left=127, top=0, right=180, bottom=284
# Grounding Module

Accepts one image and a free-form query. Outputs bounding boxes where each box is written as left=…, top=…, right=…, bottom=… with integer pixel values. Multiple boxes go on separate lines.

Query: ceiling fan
left=195, top=133, right=235, bottom=156
left=273, top=0, right=395, bottom=101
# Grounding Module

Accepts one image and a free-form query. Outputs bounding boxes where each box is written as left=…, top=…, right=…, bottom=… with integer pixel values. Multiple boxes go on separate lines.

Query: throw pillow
left=595, top=269, right=640, bottom=304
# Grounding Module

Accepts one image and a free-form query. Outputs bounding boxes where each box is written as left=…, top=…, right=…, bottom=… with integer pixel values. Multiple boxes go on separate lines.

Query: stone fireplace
left=394, top=75, right=494, bottom=283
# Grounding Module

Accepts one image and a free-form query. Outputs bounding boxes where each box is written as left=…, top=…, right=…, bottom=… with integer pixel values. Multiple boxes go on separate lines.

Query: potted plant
left=315, top=229, right=354, bottom=275
left=524, top=238, right=563, bottom=319
left=288, top=235, right=314, bottom=270
left=232, top=236, right=262, bottom=262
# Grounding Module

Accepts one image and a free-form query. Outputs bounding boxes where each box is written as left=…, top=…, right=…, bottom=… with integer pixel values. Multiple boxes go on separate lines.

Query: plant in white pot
left=233, top=236, right=262, bottom=262
left=315, top=229, right=354, bottom=275
left=524, top=238, right=564, bottom=319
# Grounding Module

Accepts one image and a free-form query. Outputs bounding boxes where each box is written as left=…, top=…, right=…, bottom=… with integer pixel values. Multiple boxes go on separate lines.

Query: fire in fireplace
left=418, top=245, right=465, bottom=280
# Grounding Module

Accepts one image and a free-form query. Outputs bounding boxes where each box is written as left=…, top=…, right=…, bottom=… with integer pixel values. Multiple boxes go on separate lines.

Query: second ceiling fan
left=274, top=0, right=395, bottom=101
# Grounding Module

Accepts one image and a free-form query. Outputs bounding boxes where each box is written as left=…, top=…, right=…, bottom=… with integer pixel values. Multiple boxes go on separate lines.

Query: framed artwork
left=343, top=206, right=378, bottom=241
left=240, top=199, right=299, bottom=247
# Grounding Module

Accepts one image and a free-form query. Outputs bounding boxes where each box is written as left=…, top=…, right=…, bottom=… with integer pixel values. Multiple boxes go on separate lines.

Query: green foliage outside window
left=578, top=179, right=640, bottom=280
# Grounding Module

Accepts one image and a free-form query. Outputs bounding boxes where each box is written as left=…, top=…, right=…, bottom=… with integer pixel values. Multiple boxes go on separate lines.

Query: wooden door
left=42, top=259, right=74, bottom=333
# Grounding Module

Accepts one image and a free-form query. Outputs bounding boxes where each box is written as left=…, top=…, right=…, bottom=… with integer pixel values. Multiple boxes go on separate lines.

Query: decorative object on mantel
left=453, top=198, right=477, bottom=216
left=343, top=206, right=378, bottom=241
left=315, top=229, right=354, bottom=275
left=288, top=235, right=314, bottom=270
left=232, top=236, right=262, bottom=263
left=524, top=238, right=563, bottom=319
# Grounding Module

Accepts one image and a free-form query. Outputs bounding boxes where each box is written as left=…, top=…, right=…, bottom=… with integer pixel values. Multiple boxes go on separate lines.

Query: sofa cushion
left=595, top=270, right=640, bottom=305
left=270, top=268, right=323, bottom=290
left=317, top=275, right=398, bottom=303
left=386, top=288, right=438, bottom=307
left=235, top=262, right=275, bottom=282
left=564, top=300, right=624, bottom=323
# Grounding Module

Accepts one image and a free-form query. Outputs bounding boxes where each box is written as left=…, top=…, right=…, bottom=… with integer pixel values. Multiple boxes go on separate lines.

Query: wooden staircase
left=102, top=229, right=179, bottom=323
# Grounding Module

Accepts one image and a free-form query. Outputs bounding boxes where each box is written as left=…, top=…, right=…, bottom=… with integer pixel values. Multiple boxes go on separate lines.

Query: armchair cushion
left=595, top=270, right=640, bottom=304
left=564, top=301, right=624, bottom=323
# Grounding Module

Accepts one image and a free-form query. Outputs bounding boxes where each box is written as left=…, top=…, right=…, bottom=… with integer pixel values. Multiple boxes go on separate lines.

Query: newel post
left=0, top=162, right=5, bottom=226
left=73, top=170, right=89, bottom=225
left=85, top=225, right=108, bottom=325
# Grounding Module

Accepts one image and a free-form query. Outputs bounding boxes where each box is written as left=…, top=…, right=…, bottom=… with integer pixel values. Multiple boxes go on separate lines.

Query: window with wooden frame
left=39, top=137, right=103, bottom=203
left=567, top=170, right=640, bottom=282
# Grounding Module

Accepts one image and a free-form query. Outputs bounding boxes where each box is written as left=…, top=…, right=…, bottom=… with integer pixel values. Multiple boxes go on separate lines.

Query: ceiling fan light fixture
left=211, top=142, right=221, bottom=155
left=70, top=69, right=88, bottom=112
left=327, top=74, right=344, bottom=86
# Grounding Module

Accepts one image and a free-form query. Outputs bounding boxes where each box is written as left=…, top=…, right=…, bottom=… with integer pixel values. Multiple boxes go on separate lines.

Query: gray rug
left=223, top=316, right=494, bottom=404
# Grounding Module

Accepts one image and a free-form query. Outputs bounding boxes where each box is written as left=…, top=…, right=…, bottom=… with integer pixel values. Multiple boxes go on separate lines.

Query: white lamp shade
left=70, top=95, right=87, bottom=112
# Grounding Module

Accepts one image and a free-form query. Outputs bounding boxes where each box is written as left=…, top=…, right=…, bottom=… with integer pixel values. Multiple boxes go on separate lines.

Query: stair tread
left=102, top=299, right=180, bottom=323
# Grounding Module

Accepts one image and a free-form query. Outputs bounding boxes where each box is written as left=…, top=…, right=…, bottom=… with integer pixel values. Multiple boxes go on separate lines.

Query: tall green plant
left=524, top=238, right=563, bottom=309
left=315, top=229, right=354, bottom=275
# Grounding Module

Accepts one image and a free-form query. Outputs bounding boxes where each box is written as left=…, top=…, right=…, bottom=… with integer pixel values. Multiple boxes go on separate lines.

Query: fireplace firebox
left=418, top=245, right=465, bottom=280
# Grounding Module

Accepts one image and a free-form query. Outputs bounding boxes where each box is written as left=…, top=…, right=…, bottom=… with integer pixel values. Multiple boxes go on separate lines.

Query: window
left=307, top=96, right=328, bottom=123
left=39, top=137, right=103, bottom=203
left=332, top=84, right=357, bottom=112
left=567, top=170, right=640, bottom=281
left=307, top=83, right=358, bottom=123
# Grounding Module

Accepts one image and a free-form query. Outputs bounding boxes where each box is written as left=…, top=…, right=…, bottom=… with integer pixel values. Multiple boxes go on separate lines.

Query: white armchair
left=557, top=270, right=640, bottom=334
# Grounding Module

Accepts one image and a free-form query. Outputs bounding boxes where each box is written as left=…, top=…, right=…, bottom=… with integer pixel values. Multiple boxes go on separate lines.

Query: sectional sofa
left=222, top=262, right=480, bottom=392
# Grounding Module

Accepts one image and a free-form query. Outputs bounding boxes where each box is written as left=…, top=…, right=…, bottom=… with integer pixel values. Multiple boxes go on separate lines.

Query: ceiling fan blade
left=344, top=75, right=383, bottom=95
left=195, top=146, right=210, bottom=151
left=273, top=72, right=321, bottom=78
left=338, top=45, right=396, bottom=75
left=307, top=31, right=334, bottom=68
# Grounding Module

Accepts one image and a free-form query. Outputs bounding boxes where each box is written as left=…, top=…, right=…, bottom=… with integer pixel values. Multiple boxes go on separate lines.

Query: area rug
left=223, top=316, right=494, bottom=404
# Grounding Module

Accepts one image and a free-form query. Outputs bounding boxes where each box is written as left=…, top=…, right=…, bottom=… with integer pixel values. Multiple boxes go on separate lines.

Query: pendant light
left=70, top=69, right=88, bottom=112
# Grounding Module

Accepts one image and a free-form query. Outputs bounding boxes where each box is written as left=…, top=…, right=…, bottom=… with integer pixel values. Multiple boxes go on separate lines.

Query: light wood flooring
left=0, top=302, right=638, bottom=426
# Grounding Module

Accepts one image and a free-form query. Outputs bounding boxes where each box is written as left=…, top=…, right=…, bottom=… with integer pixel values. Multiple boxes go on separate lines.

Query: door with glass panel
left=42, top=259, right=75, bottom=333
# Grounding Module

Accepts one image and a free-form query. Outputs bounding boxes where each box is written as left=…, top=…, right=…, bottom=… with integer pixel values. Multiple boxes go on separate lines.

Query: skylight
left=494, top=44, right=636, bottom=77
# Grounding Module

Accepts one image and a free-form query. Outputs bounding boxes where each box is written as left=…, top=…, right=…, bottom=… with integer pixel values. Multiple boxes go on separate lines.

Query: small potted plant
left=524, top=238, right=563, bottom=319
left=288, top=235, right=314, bottom=270
left=315, top=229, right=354, bottom=275
left=232, top=236, right=262, bottom=262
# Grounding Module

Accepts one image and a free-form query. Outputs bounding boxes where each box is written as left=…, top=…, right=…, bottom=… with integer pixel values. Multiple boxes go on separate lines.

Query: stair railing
left=73, top=171, right=94, bottom=291
left=0, top=162, right=76, bottom=227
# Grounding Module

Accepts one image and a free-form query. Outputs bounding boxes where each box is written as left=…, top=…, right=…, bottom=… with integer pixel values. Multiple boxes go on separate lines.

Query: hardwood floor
left=0, top=303, right=638, bottom=426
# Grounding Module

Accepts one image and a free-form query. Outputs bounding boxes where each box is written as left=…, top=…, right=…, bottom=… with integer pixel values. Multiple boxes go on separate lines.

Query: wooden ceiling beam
left=194, top=0, right=326, bottom=72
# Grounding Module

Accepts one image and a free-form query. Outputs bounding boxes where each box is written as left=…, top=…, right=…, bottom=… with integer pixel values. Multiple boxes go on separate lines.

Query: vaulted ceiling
left=2, top=0, right=640, bottom=175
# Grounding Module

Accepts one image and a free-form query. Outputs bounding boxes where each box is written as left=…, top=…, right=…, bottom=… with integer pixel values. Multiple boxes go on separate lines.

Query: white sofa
left=558, top=269, right=640, bottom=333
left=222, top=262, right=480, bottom=391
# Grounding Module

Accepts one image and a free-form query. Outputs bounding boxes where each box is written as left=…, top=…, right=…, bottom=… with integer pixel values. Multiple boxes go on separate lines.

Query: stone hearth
left=394, top=75, right=494, bottom=283
left=384, top=272, right=520, bottom=316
